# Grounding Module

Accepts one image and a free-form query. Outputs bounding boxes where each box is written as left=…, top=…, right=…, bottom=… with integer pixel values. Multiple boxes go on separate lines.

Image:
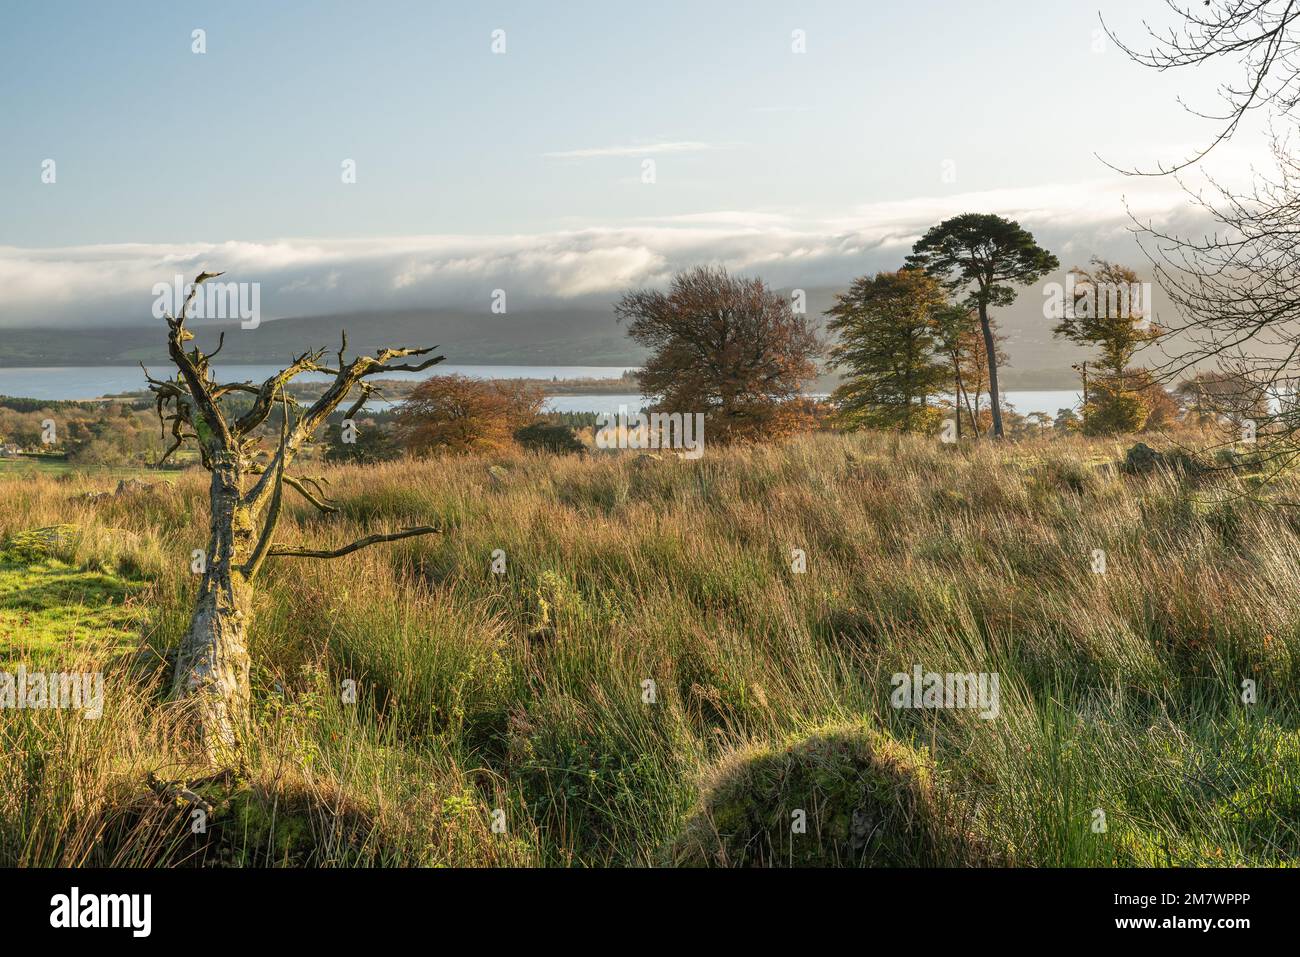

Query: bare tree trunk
left=952, top=357, right=962, bottom=441
left=967, top=384, right=983, bottom=437
left=146, top=274, right=443, bottom=765
left=172, top=460, right=254, bottom=764
left=978, top=303, right=1004, bottom=438
left=1079, top=360, right=1090, bottom=433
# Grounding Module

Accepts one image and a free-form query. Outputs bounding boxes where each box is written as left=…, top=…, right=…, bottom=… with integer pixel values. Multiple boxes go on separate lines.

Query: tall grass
left=1, top=432, right=1297, bottom=865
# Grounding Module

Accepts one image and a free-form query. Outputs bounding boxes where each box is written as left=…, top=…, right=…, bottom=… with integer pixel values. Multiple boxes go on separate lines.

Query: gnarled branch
left=244, top=346, right=443, bottom=511
left=268, top=525, right=439, bottom=560
left=164, top=273, right=234, bottom=454
left=233, top=349, right=327, bottom=436
left=241, top=391, right=291, bottom=580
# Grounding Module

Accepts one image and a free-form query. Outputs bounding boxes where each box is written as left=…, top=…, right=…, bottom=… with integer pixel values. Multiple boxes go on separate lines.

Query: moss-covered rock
left=665, top=721, right=995, bottom=867
left=1121, top=441, right=1207, bottom=478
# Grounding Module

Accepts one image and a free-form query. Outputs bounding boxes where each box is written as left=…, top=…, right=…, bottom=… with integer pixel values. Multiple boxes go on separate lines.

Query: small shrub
left=514, top=422, right=586, bottom=455
left=395, top=375, right=544, bottom=456
left=1032, top=457, right=1099, bottom=496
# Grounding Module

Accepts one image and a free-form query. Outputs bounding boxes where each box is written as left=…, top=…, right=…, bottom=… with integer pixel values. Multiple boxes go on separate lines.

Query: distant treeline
left=0, top=395, right=149, bottom=414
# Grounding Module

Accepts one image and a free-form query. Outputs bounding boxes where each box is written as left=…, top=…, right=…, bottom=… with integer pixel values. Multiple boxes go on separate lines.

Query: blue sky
left=0, top=0, right=1252, bottom=323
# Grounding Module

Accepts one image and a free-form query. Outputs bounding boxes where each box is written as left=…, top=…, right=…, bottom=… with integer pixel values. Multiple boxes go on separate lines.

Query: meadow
left=1, top=431, right=1297, bottom=867
left=0, top=458, right=169, bottom=480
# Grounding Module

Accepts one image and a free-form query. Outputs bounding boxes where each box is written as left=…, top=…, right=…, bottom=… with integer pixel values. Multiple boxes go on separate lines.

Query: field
left=0, top=457, right=172, bottom=482
left=1, top=432, right=1298, bottom=867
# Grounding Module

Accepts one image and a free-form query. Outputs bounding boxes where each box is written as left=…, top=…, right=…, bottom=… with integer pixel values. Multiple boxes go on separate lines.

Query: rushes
left=1, top=432, right=1298, bottom=865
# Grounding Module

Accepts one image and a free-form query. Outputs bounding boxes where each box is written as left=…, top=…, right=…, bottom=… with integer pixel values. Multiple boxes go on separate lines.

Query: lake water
left=0, top=365, right=1081, bottom=417
left=1001, top=390, right=1085, bottom=417
left=543, top=392, right=1084, bottom=417
left=0, top=364, right=639, bottom=401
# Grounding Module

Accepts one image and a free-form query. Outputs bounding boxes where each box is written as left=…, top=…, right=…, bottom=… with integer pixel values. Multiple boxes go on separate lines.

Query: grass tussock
left=1, top=431, right=1298, bottom=866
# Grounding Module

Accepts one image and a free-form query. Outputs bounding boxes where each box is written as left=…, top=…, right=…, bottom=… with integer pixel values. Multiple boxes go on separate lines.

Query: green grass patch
left=0, top=526, right=151, bottom=666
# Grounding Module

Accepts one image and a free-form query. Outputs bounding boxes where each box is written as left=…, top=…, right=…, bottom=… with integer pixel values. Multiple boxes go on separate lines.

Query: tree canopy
left=826, top=269, right=950, bottom=433
left=616, top=265, right=820, bottom=443
left=907, top=214, right=1058, bottom=437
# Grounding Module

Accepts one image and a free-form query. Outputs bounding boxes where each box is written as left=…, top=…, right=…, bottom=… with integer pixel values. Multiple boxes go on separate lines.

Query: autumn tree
left=826, top=269, right=950, bottom=432
left=1126, top=368, right=1182, bottom=432
left=908, top=214, right=1058, bottom=438
left=933, top=305, right=1008, bottom=438
left=615, top=265, right=820, bottom=443
left=144, top=272, right=443, bottom=763
left=932, top=304, right=974, bottom=439
left=395, top=375, right=543, bottom=456
left=1051, top=259, right=1161, bottom=434
left=1027, top=411, right=1053, bottom=435
left=1054, top=408, right=1081, bottom=433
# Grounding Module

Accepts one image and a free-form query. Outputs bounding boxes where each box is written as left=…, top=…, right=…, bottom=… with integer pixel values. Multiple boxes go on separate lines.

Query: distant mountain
left=0, top=306, right=648, bottom=369
left=0, top=277, right=1143, bottom=391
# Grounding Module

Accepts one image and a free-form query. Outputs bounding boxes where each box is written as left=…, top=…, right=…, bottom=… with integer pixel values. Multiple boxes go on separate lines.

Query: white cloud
left=0, top=175, right=1217, bottom=326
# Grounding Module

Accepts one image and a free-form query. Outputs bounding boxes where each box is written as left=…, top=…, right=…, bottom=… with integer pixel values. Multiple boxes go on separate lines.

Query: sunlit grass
left=1, top=432, right=1298, bottom=866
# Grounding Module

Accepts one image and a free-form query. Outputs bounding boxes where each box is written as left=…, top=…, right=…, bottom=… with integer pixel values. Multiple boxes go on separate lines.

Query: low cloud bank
left=0, top=176, right=1210, bottom=327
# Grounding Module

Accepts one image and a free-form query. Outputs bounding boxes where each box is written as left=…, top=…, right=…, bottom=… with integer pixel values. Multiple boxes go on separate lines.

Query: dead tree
left=144, top=272, right=443, bottom=763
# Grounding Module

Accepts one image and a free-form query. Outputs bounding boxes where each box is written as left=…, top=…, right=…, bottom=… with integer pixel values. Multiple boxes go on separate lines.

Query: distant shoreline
left=0, top=363, right=1079, bottom=396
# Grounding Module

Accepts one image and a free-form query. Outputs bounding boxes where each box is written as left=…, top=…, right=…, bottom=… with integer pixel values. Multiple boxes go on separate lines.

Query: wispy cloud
left=639, top=210, right=798, bottom=229
left=543, top=140, right=721, bottom=159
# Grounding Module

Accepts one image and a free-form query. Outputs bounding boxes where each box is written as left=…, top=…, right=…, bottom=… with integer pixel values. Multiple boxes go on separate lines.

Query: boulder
left=1121, top=442, right=1206, bottom=477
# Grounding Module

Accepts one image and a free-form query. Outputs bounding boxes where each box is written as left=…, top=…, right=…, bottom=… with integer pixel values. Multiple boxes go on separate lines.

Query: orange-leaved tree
left=615, top=265, right=820, bottom=443
left=395, top=374, right=543, bottom=455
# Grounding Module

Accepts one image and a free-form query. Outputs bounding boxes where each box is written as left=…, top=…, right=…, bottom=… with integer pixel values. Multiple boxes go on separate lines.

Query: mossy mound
left=1029, top=457, right=1101, bottom=496
left=134, top=771, right=377, bottom=867
left=666, top=722, right=994, bottom=867
left=0, top=525, right=83, bottom=563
